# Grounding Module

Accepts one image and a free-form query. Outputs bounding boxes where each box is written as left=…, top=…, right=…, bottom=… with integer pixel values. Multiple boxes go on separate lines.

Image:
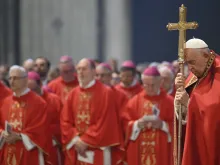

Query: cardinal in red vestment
left=175, top=38, right=220, bottom=165
left=61, top=58, right=122, bottom=165
left=122, top=66, right=174, bottom=165
left=115, top=60, right=143, bottom=99
left=96, top=62, right=128, bottom=164
left=158, top=66, right=176, bottom=97
left=0, top=65, right=49, bottom=165
left=48, top=55, right=78, bottom=103
left=27, top=71, right=63, bottom=165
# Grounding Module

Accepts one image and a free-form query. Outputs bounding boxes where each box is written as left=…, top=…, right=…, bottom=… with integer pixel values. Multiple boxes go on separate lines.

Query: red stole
left=182, top=54, right=220, bottom=165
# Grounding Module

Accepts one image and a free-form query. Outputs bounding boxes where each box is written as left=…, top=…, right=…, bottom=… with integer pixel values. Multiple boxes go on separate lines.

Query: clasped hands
left=74, top=138, right=88, bottom=158
left=2, top=131, right=21, bottom=144
left=175, top=73, right=190, bottom=108
left=137, top=116, right=162, bottom=130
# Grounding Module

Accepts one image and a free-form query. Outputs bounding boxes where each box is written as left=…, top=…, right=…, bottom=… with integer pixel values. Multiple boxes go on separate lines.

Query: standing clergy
left=0, top=65, right=49, bottom=165
left=115, top=60, right=143, bottom=99
left=27, top=71, right=63, bottom=165
left=48, top=55, right=78, bottom=103
left=34, top=57, right=51, bottom=85
left=96, top=62, right=128, bottom=164
left=158, top=66, right=176, bottom=97
left=123, top=66, right=173, bottom=165
left=175, top=38, right=220, bottom=165
left=61, top=58, right=122, bottom=165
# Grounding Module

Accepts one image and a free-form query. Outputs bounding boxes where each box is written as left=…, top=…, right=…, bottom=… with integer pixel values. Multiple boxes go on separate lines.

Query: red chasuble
left=0, top=91, right=49, bottom=165
left=182, top=53, right=220, bottom=165
left=115, top=82, right=143, bottom=99
left=61, top=81, right=122, bottom=165
left=0, top=82, right=12, bottom=101
left=123, top=90, right=174, bottom=165
left=48, top=76, right=79, bottom=103
left=41, top=90, right=63, bottom=165
left=110, top=86, right=128, bottom=165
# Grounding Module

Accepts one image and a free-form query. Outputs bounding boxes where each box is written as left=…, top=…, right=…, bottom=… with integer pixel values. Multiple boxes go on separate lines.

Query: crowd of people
left=0, top=38, right=219, bottom=165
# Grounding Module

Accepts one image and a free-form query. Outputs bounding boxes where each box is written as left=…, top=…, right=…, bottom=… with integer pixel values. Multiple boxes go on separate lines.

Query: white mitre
left=185, top=38, right=208, bottom=49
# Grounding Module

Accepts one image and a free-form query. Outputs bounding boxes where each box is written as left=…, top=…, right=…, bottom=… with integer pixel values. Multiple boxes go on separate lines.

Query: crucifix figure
left=166, top=4, right=198, bottom=165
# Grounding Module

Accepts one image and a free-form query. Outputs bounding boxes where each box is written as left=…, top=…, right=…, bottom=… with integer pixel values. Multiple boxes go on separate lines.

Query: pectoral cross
left=77, top=111, right=90, bottom=124
left=10, top=120, right=21, bottom=130
left=167, top=4, right=198, bottom=165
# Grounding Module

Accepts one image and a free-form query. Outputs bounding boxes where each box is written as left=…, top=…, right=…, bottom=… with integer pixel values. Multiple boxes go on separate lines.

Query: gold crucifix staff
left=166, top=4, right=198, bottom=165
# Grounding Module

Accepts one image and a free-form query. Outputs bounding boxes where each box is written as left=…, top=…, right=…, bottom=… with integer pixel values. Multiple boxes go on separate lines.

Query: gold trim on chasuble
left=139, top=99, right=158, bottom=165
left=6, top=101, right=26, bottom=165
left=75, top=92, right=92, bottom=135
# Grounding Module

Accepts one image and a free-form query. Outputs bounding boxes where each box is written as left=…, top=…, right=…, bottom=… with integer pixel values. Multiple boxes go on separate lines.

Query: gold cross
left=10, top=120, right=21, bottom=130
left=167, top=4, right=198, bottom=65
left=77, top=111, right=90, bottom=123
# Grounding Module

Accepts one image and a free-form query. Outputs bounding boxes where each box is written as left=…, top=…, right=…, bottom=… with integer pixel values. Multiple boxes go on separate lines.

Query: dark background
left=131, top=0, right=220, bottom=63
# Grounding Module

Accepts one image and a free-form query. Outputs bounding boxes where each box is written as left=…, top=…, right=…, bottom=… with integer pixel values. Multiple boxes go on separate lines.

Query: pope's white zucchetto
left=185, top=38, right=208, bottom=49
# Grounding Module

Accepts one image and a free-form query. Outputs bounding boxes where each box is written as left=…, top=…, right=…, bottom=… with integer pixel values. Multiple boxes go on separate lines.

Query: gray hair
left=9, top=65, right=27, bottom=77
left=158, top=66, right=174, bottom=80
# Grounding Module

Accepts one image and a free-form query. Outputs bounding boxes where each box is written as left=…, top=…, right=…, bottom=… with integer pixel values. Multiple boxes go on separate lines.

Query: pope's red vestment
left=182, top=52, right=220, bottom=165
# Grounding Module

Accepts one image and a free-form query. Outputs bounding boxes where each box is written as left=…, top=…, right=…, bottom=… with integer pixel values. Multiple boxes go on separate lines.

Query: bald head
left=23, top=59, right=35, bottom=72
left=9, top=65, right=28, bottom=92
left=77, top=58, right=96, bottom=87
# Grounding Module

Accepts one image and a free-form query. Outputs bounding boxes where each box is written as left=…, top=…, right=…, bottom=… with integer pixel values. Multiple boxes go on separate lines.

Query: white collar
left=80, top=80, right=96, bottom=89
left=13, top=88, right=30, bottom=97
left=121, top=79, right=137, bottom=88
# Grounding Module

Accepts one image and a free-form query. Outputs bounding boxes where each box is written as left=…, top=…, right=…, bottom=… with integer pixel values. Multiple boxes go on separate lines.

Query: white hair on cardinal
left=9, top=65, right=27, bottom=77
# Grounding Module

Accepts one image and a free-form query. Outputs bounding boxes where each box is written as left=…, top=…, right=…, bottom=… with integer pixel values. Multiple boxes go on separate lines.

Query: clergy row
left=1, top=37, right=219, bottom=165
left=0, top=55, right=176, bottom=165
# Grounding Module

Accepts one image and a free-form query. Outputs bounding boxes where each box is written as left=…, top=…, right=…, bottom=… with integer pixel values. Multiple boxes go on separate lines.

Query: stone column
left=104, top=0, right=131, bottom=65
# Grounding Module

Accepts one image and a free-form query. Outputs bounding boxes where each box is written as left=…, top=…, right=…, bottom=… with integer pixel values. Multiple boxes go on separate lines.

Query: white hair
left=158, top=66, right=174, bottom=80
left=149, top=62, right=160, bottom=67
left=9, top=65, right=27, bottom=77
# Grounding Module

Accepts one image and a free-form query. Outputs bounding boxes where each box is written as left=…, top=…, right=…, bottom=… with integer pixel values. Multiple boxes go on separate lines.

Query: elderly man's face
left=96, top=66, right=112, bottom=85
left=185, top=49, right=209, bottom=78
left=9, top=70, right=27, bottom=91
left=142, top=76, right=161, bottom=96
left=76, top=59, right=95, bottom=86
left=160, top=71, right=173, bottom=92
left=59, top=63, right=75, bottom=81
